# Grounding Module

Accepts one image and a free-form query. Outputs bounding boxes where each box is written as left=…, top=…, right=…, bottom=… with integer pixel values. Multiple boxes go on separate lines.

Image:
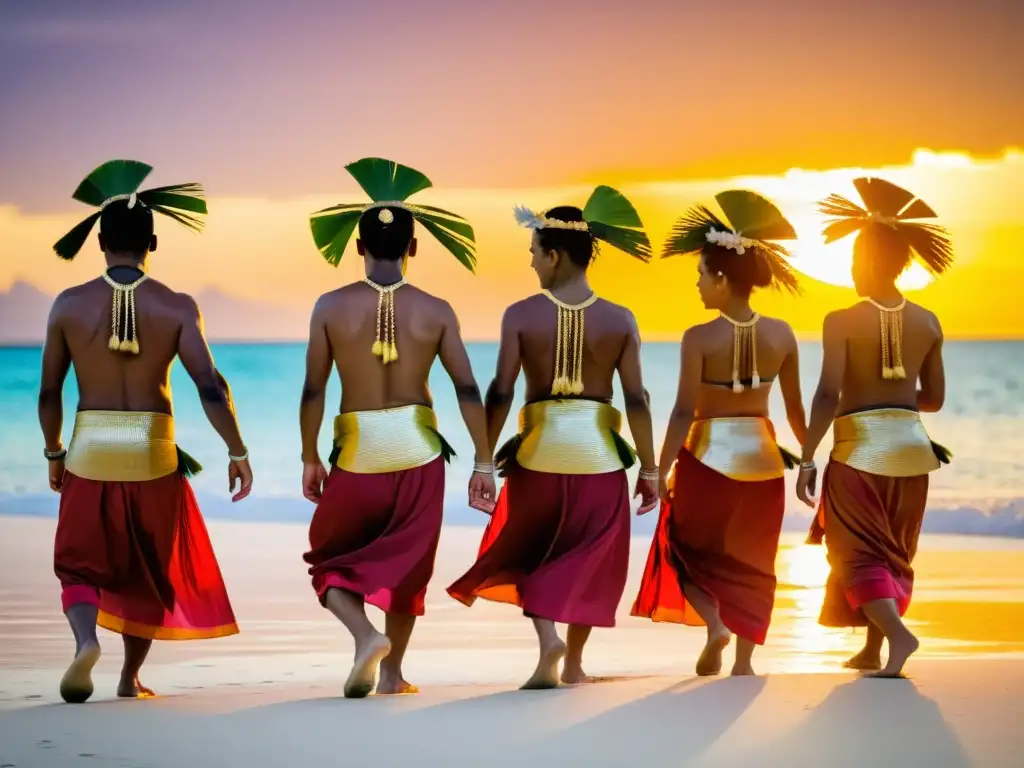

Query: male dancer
left=449, top=188, right=658, bottom=688
left=301, top=158, right=494, bottom=698
left=798, top=178, right=952, bottom=678
left=43, top=160, right=251, bottom=703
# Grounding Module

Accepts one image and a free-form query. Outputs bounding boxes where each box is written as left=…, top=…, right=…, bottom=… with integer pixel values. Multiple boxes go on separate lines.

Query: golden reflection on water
left=771, top=540, right=1024, bottom=672
left=775, top=544, right=859, bottom=672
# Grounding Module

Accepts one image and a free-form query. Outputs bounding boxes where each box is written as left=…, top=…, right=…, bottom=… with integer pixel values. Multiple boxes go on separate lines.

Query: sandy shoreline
left=3, top=516, right=1024, bottom=765
left=1, top=661, right=1021, bottom=766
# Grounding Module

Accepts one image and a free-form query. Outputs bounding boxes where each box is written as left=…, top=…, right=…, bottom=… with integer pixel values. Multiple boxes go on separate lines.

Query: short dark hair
left=537, top=206, right=597, bottom=268
left=99, top=199, right=154, bottom=254
left=358, top=205, right=414, bottom=261
left=703, top=244, right=773, bottom=298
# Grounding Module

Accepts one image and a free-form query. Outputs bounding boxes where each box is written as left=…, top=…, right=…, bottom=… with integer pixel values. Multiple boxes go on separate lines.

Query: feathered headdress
left=53, top=160, right=207, bottom=260
left=309, top=158, right=477, bottom=272
left=662, top=190, right=800, bottom=293
left=513, top=185, right=652, bottom=261
left=818, top=177, right=953, bottom=275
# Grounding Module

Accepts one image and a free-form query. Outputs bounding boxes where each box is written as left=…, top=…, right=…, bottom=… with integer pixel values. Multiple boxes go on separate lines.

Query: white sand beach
left=2, top=516, right=1023, bottom=766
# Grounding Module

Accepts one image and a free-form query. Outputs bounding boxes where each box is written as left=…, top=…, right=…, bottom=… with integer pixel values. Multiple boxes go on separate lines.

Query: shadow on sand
left=755, top=677, right=970, bottom=767
left=208, top=675, right=767, bottom=765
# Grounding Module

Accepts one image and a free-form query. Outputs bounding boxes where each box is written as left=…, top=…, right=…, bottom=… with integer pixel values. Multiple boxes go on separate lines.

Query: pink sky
left=1, top=0, right=1021, bottom=210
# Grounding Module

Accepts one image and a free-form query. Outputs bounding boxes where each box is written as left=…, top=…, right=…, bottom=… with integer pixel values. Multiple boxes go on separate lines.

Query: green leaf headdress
left=53, top=159, right=207, bottom=260
left=662, top=189, right=800, bottom=293
left=818, top=177, right=953, bottom=275
left=309, top=157, right=477, bottom=272
left=513, top=185, right=652, bottom=261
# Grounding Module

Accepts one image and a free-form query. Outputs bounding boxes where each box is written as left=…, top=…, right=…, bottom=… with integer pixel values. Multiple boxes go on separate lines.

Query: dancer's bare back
left=502, top=293, right=639, bottom=403
left=307, top=281, right=470, bottom=413
left=683, top=315, right=800, bottom=420
left=42, top=270, right=226, bottom=414
left=822, top=300, right=944, bottom=414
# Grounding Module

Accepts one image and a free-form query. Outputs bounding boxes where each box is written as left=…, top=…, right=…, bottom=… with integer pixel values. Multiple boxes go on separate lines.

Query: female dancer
left=632, top=190, right=805, bottom=676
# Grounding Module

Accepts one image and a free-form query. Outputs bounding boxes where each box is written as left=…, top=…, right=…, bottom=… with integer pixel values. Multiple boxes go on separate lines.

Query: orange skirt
left=304, top=456, right=445, bottom=616
left=631, top=449, right=785, bottom=644
left=54, top=472, right=238, bottom=640
left=448, top=467, right=630, bottom=627
left=811, top=460, right=929, bottom=627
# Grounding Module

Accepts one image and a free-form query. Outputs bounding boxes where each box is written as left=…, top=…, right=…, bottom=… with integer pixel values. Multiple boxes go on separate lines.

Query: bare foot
left=696, top=628, right=731, bottom=677
left=344, top=632, right=392, bottom=699
left=521, top=638, right=566, bottom=690
left=560, top=664, right=594, bottom=686
left=730, top=663, right=756, bottom=676
left=60, top=643, right=101, bottom=704
left=843, top=649, right=883, bottom=671
left=867, top=633, right=920, bottom=679
left=117, top=677, right=156, bottom=699
left=376, top=670, right=419, bottom=695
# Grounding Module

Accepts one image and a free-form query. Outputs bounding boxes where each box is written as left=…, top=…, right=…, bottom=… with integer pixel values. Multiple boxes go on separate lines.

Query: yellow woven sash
left=684, top=417, right=785, bottom=482
left=831, top=408, right=940, bottom=477
left=65, top=410, right=179, bottom=482
left=332, top=404, right=442, bottom=473
left=514, top=399, right=628, bottom=475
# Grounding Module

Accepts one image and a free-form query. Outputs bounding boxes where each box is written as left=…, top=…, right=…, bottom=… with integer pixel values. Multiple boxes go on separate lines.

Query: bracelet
left=229, top=448, right=249, bottom=462
left=44, top=447, right=67, bottom=461
left=638, top=467, right=659, bottom=481
left=472, top=462, right=495, bottom=474
left=799, top=461, right=816, bottom=472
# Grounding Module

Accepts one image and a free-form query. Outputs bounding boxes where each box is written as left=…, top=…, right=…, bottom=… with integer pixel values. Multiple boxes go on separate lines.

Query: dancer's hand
left=796, top=465, right=818, bottom=507
left=634, top=475, right=658, bottom=515
left=229, top=458, right=253, bottom=502
left=469, top=471, right=497, bottom=515
left=301, top=461, right=327, bottom=504
left=48, top=458, right=66, bottom=493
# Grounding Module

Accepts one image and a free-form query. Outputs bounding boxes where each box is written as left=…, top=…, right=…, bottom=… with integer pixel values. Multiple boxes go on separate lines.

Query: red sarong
left=54, top=472, right=238, bottom=640
left=631, top=449, right=785, bottom=644
left=447, top=467, right=630, bottom=627
left=813, top=460, right=929, bottom=627
left=304, top=456, right=445, bottom=616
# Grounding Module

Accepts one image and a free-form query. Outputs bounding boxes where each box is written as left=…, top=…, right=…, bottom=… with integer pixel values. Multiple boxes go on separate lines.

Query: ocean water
left=0, top=341, right=1022, bottom=533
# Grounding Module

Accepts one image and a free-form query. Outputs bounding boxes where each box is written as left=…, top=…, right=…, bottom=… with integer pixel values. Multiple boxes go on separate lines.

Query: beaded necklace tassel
left=365, top=277, right=407, bottom=365
left=544, top=290, right=597, bottom=396
left=721, top=312, right=761, bottom=392
left=869, top=298, right=907, bottom=380
left=102, top=271, right=149, bottom=355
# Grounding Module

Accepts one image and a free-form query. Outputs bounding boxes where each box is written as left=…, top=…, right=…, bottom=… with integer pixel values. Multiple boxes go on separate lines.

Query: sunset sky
left=1, top=0, right=1021, bottom=339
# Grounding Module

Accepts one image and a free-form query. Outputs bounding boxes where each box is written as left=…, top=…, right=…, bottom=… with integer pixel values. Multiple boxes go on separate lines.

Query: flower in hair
left=706, top=228, right=755, bottom=255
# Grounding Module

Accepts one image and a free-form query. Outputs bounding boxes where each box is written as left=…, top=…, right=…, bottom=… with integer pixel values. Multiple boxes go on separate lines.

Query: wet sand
left=1, top=516, right=1023, bottom=766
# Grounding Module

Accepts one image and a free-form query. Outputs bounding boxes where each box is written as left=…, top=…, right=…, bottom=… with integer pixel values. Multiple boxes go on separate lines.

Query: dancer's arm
left=484, top=309, right=522, bottom=455
left=437, top=302, right=496, bottom=514
left=437, top=302, right=490, bottom=464
left=617, top=313, right=656, bottom=471
left=179, top=297, right=247, bottom=456
left=38, top=296, right=71, bottom=492
left=797, top=311, right=847, bottom=505
left=917, top=316, right=945, bottom=413
left=297, top=298, right=332, bottom=501
left=658, top=329, right=702, bottom=498
left=778, top=323, right=808, bottom=447
left=617, top=314, right=658, bottom=514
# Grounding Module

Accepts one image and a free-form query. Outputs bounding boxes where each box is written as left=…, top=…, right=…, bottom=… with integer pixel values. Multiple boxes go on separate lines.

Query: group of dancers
left=39, top=158, right=951, bottom=703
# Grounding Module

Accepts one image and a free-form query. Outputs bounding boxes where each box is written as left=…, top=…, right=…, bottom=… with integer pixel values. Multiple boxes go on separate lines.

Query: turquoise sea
left=0, top=342, right=1021, bottom=533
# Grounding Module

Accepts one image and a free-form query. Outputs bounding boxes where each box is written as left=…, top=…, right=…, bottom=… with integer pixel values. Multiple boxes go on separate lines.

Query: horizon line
left=1, top=335, right=1022, bottom=349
